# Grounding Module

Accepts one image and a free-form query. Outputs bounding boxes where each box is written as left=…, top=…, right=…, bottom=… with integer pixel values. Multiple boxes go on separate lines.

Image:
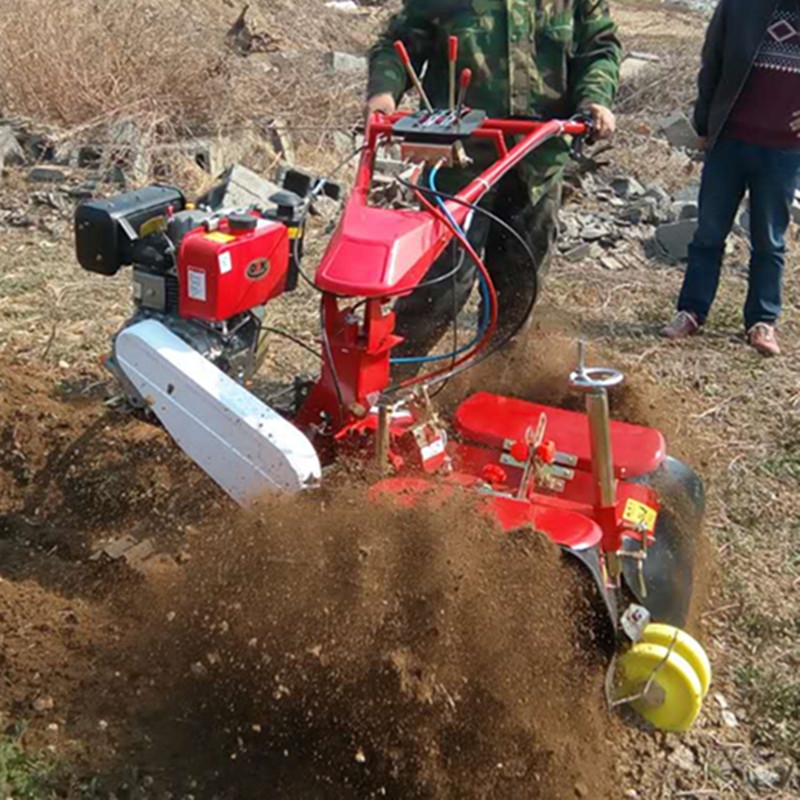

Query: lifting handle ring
left=568, top=341, right=624, bottom=393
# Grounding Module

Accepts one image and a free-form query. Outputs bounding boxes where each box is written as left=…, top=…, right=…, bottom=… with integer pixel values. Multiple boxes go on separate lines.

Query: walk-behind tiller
left=74, top=40, right=710, bottom=733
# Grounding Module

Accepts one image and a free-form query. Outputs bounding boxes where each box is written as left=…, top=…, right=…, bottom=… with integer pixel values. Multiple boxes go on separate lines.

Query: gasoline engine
left=75, top=179, right=308, bottom=405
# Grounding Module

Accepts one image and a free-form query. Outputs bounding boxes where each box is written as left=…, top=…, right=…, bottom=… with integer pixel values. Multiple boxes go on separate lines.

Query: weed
left=0, top=734, right=57, bottom=800
left=736, top=664, right=800, bottom=760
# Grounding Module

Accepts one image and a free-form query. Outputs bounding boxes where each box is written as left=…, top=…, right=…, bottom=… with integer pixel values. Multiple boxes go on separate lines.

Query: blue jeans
left=678, top=138, right=800, bottom=330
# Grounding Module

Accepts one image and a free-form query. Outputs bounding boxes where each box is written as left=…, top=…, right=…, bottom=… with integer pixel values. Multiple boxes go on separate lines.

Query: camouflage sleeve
left=367, top=0, right=437, bottom=101
left=569, top=0, right=622, bottom=111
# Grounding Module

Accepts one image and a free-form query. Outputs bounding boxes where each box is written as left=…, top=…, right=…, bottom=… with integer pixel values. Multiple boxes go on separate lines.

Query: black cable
left=263, top=327, right=322, bottom=360
left=292, top=144, right=369, bottom=293
left=384, top=178, right=540, bottom=391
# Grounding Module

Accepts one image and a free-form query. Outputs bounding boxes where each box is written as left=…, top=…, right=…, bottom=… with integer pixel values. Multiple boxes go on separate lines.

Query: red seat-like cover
left=454, top=392, right=665, bottom=479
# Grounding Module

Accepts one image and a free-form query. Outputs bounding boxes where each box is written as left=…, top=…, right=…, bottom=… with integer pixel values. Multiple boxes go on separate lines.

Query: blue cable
left=390, top=164, right=491, bottom=365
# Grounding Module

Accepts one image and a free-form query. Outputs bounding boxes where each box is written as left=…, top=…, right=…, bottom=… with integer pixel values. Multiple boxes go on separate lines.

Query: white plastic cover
left=114, top=319, right=321, bottom=506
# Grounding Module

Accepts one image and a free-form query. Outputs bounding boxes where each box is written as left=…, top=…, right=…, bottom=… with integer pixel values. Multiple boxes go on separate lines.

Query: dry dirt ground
left=0, top=1, right=799, bottom=799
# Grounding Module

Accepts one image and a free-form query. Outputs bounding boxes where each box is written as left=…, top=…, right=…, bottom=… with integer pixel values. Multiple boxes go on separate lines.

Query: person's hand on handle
left=790, top=108, right=800, bottom=138
left=365, top=93, right=396, bottom=121
left=588, top=104, right=616, bottom=139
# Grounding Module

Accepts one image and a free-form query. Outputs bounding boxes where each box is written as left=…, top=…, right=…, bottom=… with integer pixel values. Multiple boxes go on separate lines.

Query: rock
left=561, top=214, right=581, bottom=240
left=644, top=184, right=671, bottom=205
left=622, top=197, right=658, bottom=225
left=33, top=696, right=55, bottom=712
left=656, top=220, right=698, bottom=261
left=600, top=255, right=624, bottom=271
left=721, top=709, right=739, bottom=728
left=0, top=126, right=25, bottom=166
left=374, top=158, right=406, bottom=176
left=620, top=53, right=660, bottom=83
left=269, top=119, right=295, bottom=164
left=564, top=243, right=593, bottom=262
left=674, top=201, right=699, bottom=221
left=108, top=118, right=150, bottom=184
left=660, top=112, right=697, bottom=150
left=67, top=185, right=96, bottom=200
left=611, top=176, right=645, bottom=199
left=28, top=167, right=67, bottom=184
left=675, top=182, right=701, bottom=203
left=32, top=191, right=66, bottom=211
left=581, top=224, right=610, bottom=241
left=198, top=164, right=284, bottom=211
left=326, top=51, right=368, bottom=74
left=749, top=766, right=781, bottom=789
left=668, top=744, right=697, bottom=772
left=574, top=781, right=590, bottom=798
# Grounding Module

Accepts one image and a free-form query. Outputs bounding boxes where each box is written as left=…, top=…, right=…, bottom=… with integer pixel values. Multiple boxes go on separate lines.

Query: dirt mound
left=0, top=357, right=616, bottom=799
left=123, top=490, right=613, bottom=800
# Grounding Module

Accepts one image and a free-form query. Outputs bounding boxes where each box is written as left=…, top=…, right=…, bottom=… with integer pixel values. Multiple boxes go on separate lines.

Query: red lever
left=448, top=36, right=458, bottom=62
left=459, top=67, right=472, bottom=92
left=394, top=40, right=411, bottom=67
left=393, top=40, right=433, bottom=112
left=509, top=442, right=530, bottom=463
left=535, top=441, right=557, bottom=465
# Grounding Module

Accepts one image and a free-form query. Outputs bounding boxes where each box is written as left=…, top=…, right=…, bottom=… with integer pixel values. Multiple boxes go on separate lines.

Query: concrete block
left=656, top=220, right=698, bottom=261
left=198, top=164, right=284, bottom=211
left=326, top=51, right=368, bottom=74
left=0, top=126, right=25, bottom=166
left=660, top=112, right=697, bottom=150
left=611, top=176, right=645, bottom=199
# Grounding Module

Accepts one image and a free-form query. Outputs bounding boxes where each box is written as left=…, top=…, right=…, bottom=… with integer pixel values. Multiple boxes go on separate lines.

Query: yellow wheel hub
left=641, top=623, right=712, bottom=699
left=615, top=631, right=708, bottom=732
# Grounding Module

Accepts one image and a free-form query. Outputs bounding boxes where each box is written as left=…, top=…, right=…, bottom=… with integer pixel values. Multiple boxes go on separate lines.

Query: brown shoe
left=661, top=311, right=700, bottom=339
left=747, top=322, right=780, bottom=356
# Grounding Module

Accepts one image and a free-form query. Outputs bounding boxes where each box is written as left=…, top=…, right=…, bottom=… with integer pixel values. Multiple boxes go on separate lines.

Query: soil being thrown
left=0, top=358, right=617, bottom=799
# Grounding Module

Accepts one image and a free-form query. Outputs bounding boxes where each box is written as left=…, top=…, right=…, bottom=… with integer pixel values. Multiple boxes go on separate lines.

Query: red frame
left=295, top=111, right=664, bottom=572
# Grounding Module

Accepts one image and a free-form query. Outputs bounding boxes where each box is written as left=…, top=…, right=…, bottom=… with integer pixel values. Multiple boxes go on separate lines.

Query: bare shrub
left=0, top=0, right=244, bottom=135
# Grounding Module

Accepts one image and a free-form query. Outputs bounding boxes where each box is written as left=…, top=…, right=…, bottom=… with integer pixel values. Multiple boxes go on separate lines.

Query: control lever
left=394, top=41, right=434, bottom=113
left=448, top=36, right=459, bottom=110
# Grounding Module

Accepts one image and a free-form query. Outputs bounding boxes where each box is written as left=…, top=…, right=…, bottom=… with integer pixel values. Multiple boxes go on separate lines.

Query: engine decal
left=246, top=258, right=271, bottom=280
left=187, top=267, right=207, bottom=301
left=219, top=252, right=233, bottom=274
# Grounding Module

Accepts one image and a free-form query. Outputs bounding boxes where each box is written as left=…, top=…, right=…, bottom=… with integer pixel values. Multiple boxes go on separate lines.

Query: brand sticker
left=187, top=268, right=207, bottom=302
left=246, top=258, right=270, bottom=280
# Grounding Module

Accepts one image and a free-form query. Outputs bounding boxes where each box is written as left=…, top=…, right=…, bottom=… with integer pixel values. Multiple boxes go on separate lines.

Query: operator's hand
left=696, top=135, right=709, bottom=151
left=588, top=104, right=616, bottom=140
left=365, top=93, right=396, bottom=120
left=790, top=108, right=800, bottom=137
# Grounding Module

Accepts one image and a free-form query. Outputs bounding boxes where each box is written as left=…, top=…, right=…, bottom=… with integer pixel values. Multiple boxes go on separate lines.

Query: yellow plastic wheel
left=616, top=643, right=703, bottom=732
left=641, top=624, right=712, bottom=699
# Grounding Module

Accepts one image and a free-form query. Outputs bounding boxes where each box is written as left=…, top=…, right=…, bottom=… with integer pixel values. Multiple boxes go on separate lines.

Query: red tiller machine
left=75, top=38, right=710, bottom=732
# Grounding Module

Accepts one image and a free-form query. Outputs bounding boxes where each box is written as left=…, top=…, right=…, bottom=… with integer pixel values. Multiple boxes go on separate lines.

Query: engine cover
left=178, top=214, right=290, bottom=323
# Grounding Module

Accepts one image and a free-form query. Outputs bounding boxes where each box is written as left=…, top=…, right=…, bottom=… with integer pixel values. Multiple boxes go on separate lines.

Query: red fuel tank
left=178, top=214, right=290, bottom=322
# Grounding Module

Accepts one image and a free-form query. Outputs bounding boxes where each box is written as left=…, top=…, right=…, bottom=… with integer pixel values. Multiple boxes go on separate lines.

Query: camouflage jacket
left=368, top=0, right=621, bottom=193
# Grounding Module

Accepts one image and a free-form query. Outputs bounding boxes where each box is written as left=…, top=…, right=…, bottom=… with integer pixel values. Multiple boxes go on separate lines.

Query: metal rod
left=376, top=402, right=390, bottom=474
left=586, top=388, right=620, bottom=581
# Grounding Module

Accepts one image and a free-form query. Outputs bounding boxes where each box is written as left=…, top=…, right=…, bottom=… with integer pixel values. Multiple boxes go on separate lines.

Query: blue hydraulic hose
left=390, top=164, right=490, bottom=365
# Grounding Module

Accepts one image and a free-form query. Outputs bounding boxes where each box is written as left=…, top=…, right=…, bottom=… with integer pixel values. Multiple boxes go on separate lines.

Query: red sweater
left=727, top=0, right=800, bottom=150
